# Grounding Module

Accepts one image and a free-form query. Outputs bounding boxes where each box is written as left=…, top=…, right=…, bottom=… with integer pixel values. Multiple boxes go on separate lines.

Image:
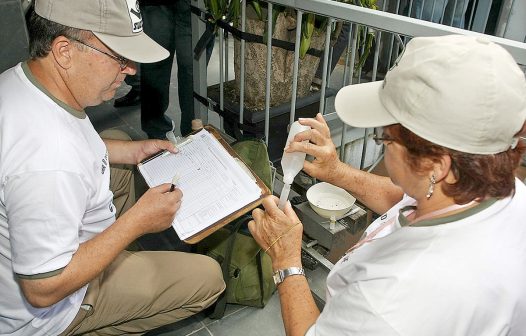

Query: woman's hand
left=287, top=113, right=346, bottom=185
left=248, top=196, right=303, bottom=270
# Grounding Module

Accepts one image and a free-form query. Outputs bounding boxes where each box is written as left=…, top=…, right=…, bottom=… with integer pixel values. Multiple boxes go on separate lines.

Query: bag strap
left=208, top=217, right=247, bottom=319
left=256, top=250, right=265, bottom=307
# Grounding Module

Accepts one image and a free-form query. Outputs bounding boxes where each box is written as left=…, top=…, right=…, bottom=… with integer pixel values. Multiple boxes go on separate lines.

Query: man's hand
left=103, top=138, right=178, bottom=165
left=286, top=113, right=346, bottom=185
left=134, top=139, right=178, bottom=164
left=121, top=183, right=183, bottom=236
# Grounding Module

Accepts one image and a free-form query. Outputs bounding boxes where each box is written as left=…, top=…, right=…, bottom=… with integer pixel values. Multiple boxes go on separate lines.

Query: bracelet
left=264, top=222, right=301, bottom=253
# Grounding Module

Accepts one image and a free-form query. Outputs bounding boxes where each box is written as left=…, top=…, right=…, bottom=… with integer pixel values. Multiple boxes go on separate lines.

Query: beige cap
left=335, top=35, right=526, bottom=155
left=35, top=0, right=169, bottom=63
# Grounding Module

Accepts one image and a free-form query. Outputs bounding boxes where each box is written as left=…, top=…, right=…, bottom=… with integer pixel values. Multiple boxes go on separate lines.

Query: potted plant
left=204, top=0, right=378, bottom=112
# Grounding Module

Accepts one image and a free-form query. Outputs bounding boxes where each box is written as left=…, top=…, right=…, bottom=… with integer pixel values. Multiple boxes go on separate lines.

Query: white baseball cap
left=335, top=35, right=526, bottom=155
left=35, top=0, right=169, bottom=63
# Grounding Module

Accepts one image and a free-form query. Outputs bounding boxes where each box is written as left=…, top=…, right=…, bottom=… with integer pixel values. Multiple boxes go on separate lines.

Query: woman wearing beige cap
left=249, top=34, right=526, bottom=335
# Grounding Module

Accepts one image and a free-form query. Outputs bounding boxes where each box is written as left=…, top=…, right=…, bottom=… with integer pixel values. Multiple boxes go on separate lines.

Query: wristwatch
left=273, top=267, right=305, bottom=286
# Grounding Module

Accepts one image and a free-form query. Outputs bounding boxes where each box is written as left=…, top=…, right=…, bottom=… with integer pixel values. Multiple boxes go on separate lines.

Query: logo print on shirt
left=101, top=152, right=109, bottom=175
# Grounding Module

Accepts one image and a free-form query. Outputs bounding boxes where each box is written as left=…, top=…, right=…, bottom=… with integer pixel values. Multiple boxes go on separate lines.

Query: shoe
left=114, top=88, right=141, bottom=108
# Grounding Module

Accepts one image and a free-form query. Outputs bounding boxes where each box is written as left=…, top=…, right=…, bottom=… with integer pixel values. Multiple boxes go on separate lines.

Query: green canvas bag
left=197, top=139, right=276, bottom=319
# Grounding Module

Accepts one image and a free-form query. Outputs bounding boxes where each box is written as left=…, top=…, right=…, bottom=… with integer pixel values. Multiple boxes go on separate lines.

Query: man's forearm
left=19, top=214, right=140, bottom=308
left=103, top=139, right=139, bottom=164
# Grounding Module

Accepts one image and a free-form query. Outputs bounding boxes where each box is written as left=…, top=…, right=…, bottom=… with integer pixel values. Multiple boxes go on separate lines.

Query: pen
left=170, top=174, right=180, bottom=192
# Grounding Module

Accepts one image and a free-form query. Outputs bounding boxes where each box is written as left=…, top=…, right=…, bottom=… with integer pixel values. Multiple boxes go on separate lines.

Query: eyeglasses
left=373, top=127, right=396, bottom=145
left=71, top=39, right=129, bottom=70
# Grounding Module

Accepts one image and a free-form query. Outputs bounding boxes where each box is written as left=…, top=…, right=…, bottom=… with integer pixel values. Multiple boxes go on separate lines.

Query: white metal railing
left=191, top=0, right=526, bottom=169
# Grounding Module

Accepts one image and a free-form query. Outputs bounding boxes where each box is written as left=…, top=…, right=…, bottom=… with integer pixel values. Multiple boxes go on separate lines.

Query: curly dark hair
left=387, top=124, right=525, bottom=204
left=27, top=10, right=90, bottom=59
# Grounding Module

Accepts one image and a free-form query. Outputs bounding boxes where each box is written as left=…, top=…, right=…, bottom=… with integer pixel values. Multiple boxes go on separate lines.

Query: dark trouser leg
left=140, top=5, right=176, bottom=139
left=174, top=0, right=194, bottom=136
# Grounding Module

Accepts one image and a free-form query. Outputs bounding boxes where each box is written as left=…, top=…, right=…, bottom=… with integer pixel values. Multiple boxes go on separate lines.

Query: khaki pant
left=61, top=251, right=224, bottom=335
left=59, top=130, right=225, bottom=335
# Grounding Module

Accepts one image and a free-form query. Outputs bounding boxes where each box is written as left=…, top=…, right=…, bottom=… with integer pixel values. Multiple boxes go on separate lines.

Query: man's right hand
left=124, top=183, right=183, bottom=235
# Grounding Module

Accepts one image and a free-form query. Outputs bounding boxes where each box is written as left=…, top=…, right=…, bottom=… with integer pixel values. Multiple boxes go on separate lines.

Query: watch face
left=273, top=272, right=283, bottom=285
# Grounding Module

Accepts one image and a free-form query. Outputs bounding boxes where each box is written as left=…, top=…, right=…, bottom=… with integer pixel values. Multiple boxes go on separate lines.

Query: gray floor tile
left=205, top=294, right=285, bottom=336
left=144, top=313, right=207, bottom=336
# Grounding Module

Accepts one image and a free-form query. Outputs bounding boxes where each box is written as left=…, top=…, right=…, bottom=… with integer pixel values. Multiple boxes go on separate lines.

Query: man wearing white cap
left=0, top=1, right=224, bottom=335
left=248, top=34, right=526, bottom=335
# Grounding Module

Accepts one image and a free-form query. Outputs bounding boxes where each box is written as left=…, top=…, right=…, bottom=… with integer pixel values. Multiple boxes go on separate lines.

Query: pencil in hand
left=170, top=174, right=180, bottom=192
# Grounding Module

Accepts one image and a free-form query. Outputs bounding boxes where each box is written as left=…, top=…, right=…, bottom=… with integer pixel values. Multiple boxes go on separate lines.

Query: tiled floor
left=86, top=38, right=330, bottom=336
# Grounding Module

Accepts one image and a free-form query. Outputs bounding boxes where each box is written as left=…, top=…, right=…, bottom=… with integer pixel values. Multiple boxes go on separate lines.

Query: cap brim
left=94, top=32, right=169, bottom=63
left=335, top=81, right=397, bottom=128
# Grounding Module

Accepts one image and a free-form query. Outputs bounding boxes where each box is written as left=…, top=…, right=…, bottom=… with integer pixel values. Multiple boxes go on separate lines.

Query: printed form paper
left=138, top=129, right=261, bottom=240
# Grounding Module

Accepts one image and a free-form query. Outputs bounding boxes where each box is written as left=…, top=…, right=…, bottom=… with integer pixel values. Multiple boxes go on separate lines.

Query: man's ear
left=51, top=36, right=74, bottom=69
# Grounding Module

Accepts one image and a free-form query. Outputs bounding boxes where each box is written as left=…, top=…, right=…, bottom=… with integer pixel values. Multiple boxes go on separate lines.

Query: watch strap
left=273, top=267, right=305, bottom=286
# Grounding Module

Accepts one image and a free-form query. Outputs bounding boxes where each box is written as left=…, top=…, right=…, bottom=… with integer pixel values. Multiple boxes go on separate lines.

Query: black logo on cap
left=130, top=8, right=141, bottom=20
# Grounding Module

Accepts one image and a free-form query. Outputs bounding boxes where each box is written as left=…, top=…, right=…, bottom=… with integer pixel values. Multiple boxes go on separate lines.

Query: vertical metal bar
left=495, top=0, right=515, bottom=37
left=289, top=10, right=303, bottom=125
left=191, top=0, right=208, bottom=123
left=430, top=0, right=437, bottom=22
left=219, top=28, right=224, bottom=114
left=371, top=30, right=381, bottom=81
left=449, top=0, right=459, bottom=26
left=347, top=24, right=358, bottom=85
left=264, top=3, right=273, bottom=147
left=386, top=0, right=401, bottom=70
left=386, top=33, right=395, bottom=70
left=419, top=0, right=426, bottom=19
left=339, top=122, right=348, bottom=163
left=467, top=0, right=479, bottom=30
left=369, top=0, right=388, bottom=99
left=239, top=0, right=247, bottom=125
left=407, top=0, right=414, bottom=17
left=225, top=31, right=229, bottom=82
left=319, top=18, right=334, bottom=115
left=342, top=23, right=353, bottom=87
left=359, top=128, right=369, bottom=170
left=472, top=0, right=493, bottom=33
left=340, top=21, right=360, bottom=163
left=357, top=28, right=366, bottom=84
left=325, top=20, right=336, bottom=88
left=438, top=0, right=448, bottom=24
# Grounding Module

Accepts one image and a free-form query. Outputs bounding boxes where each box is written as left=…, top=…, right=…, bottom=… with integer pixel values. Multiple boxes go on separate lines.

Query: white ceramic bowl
left=306, top=182, right=356, bottom=219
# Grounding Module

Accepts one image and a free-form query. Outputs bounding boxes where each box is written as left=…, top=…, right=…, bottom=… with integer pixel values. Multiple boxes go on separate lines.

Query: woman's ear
left=51, top=36, right=74, bottom=70
left=433, top=154, right=454, bottom=184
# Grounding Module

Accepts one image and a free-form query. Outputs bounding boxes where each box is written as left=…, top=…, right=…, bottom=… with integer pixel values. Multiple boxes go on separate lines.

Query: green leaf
left=300, top=14, right=315, bottom=58
left=250, top=0, right=263, bottom=21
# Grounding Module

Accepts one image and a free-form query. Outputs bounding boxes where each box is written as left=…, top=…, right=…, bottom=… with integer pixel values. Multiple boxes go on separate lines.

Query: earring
left=426, top=174, right=436, bottom=199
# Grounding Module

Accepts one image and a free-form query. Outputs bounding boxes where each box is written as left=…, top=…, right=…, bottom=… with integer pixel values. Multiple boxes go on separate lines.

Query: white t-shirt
left=0, top=63, right=116, bottom=335
left=306, top=179, right=526, bottom=335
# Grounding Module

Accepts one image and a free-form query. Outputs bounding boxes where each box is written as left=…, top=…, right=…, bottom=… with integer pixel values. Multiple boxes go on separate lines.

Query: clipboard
left=138, top=125, right=271, bottom=244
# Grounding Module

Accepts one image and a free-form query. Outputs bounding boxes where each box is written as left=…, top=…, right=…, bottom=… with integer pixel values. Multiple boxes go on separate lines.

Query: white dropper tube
left=278, top=121, right=311, bottom=210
